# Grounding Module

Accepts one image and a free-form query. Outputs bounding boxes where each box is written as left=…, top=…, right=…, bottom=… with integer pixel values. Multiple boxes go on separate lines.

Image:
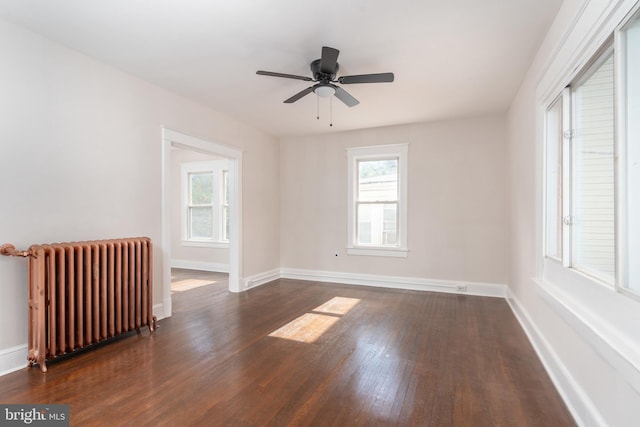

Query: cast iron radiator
left=1, top=237, right=156, bottom=372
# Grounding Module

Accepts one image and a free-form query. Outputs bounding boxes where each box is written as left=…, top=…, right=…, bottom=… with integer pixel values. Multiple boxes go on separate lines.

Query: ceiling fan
left=256, top=46, right=394, bottom=107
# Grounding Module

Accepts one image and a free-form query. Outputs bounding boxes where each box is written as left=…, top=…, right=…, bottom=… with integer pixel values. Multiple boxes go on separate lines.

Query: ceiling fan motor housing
left=310, top=59, right=338, bottom=82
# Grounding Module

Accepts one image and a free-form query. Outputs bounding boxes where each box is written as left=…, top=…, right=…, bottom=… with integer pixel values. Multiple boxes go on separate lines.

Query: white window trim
left=542, top=35, right=615, bottom=280
left=181, top=159, right=229, bottom=248
left=346, top=144, right=408, bottom=257
left=542, top=93, right=564, bottom=264
left=536, top=0, right=640, bottom=392
left=565, top=44, right=615, bottom=287
left=542, top=38, right=627, bottom=295
left=180, top=240, right=229, bottom=249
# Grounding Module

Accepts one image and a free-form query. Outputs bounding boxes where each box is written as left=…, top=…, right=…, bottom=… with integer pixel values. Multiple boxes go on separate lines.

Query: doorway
left=161, top=128, right=243, bottom=319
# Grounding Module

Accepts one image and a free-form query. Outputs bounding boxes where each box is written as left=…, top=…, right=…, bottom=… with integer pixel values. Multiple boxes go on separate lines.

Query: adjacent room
left=1, top=1, right=639, bottom=426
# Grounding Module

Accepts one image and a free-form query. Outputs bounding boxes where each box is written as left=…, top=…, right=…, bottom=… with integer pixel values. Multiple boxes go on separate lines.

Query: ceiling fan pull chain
left=330, top=97, right=334, bottom=127
left=317, top=94, right=320, bottom=120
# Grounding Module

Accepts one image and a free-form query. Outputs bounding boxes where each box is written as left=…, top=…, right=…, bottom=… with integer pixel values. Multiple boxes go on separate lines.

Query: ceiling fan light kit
left=257, top=46, right=394, bottom=125
left=314, top=85, right=335, bottom=98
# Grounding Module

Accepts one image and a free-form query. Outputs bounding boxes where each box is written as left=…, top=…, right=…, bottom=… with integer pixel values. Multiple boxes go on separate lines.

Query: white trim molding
left=506, top=285, right=608, bottom=427
left=161, top=127, right=244, bottom=304
left=243, top=269, right=281, bottom=290
left=240, top=267, right=506, bottom=297
left=535, top=279, right=640, bottom=395
left=280, top=268, right=506, bottom=297
left=153, top=302, right=169, bottom=322
left=180, top=241, right=229, bottom=249
left=0, top=345, right=28, bottom=377
left=171, top=259, right=230, bottom=273
left=346, top=247, right=408, bottom=258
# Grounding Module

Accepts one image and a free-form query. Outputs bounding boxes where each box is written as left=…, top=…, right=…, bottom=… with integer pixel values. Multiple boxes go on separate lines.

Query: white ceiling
left=0, top=0, right=562, bottom=138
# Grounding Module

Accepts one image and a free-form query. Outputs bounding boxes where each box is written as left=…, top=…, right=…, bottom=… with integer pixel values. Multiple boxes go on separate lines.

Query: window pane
left=190, top=206, right=213, bottom=239
left=383, top=204, right=398, bottom=245
left=357, top=203, right=398, bottom=246
left=357, top=203, right=372, bottom=244
left=222, top=206, right=230, bottom=241
left=222, top=170, right=229, bottom=205
left=622, top=13, right=640, bottom=292
left=190, top=172, right=214, bottom=205
left=572, top=52, right=615, bottom=282
left=222, top=170, right=230, bottom=241
left=358, top=159, right=398, bottom=202
left=545, top=97, right=563, bottom=259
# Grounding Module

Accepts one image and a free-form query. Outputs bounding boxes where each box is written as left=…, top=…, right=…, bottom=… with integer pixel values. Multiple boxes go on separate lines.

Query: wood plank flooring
left=0, top=270, right=575, bottom=426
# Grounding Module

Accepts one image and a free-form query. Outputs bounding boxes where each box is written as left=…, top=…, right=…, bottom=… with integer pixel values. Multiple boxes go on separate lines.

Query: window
left=181, top=160, right=229, bottom=247
left=357, top=158, right=398, bottom=246
left=620, top=9, right=640, bottom=294
left=544, top=46, right=615, bottom=284
left=542, top=7, right=640, bottom=298
left=347, top=144, right=408, bottom=257
left=572, top=51, right=616, bottom=282
left=544, top=96, right=563, bottom=260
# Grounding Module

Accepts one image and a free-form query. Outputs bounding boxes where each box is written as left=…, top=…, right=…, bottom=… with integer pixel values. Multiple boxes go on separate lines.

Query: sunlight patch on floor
left=268, top=296, right=361, bottom=343
left=268, top=313, right=340, bottom=343
left=313, top=297, right=361, bottom=315
left=171, top=279, right=217, bottom=292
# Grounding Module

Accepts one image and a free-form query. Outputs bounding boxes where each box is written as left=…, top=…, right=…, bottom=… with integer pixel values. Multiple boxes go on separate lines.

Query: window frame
left=181, top=160, right=229, bottom=248
left=347, top=144, right=408, bottom=257
left=541, top=7, right=640, bottom=302
left=543, top=94, right=564, bottom=263
left=222, top=170, right=230, bottom=242
left=616, top=5, right=640, bottom=300
left=543, top=42, right=617, bottom=289
left=570, top=44, right=616, bottom=285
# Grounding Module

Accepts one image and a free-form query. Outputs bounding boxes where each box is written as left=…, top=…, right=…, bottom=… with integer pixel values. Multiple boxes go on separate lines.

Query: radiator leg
left=27, top=351, right=47, bottom=373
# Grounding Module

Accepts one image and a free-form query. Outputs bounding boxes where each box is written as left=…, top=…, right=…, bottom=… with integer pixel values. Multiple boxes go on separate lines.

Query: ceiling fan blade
left=257, top=70, right=313, bottom=82
left=334, top=86, right=359, bottom=107
left=320, top=46, right=340, bottom=74
left=339, top=72, right=394, bottom=84
left=284, top=87, right=314, bottom=103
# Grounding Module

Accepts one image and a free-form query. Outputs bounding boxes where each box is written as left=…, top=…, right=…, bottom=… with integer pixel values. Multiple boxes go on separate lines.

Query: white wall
left=507, top=0, right=640, bottom=425
left=0, top=18, right=279, bottom=374
left=170, top=148, right=229, bottom=271
left=280, top=115, right=508, bottom=288
left=5, top=5, right=640, bottom=424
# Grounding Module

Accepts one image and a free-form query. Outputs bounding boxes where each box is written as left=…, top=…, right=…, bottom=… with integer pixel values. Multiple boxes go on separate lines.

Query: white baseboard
left=241, top=267, right=506, bottom=298
left=243, top=269, right=281, bottom=290
left=280, top=268, right=507, bottom=297
left=0, top=345, right=28, bottom=377
left=506, top=288, right=606, bottom=427
left=0, top=305, right=168, bottom=378
left=171, top=259, right=229, bottom=273
left=153, top=302, right=169, bottom=321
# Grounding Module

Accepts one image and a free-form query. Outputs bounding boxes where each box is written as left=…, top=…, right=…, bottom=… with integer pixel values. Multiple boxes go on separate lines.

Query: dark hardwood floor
left=0, top=270, right=575, bottom=426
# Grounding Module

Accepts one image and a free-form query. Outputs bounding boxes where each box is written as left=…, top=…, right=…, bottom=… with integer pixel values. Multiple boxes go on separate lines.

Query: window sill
left=181, top=240, right=229, bottom=249
left=347, top=247, right=408, bottom=258
left=534, top=276, right=640, bottom=394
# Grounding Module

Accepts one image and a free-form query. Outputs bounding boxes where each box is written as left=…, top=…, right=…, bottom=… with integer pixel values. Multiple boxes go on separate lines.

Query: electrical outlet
left=456, top=285, right=467, bottom=292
